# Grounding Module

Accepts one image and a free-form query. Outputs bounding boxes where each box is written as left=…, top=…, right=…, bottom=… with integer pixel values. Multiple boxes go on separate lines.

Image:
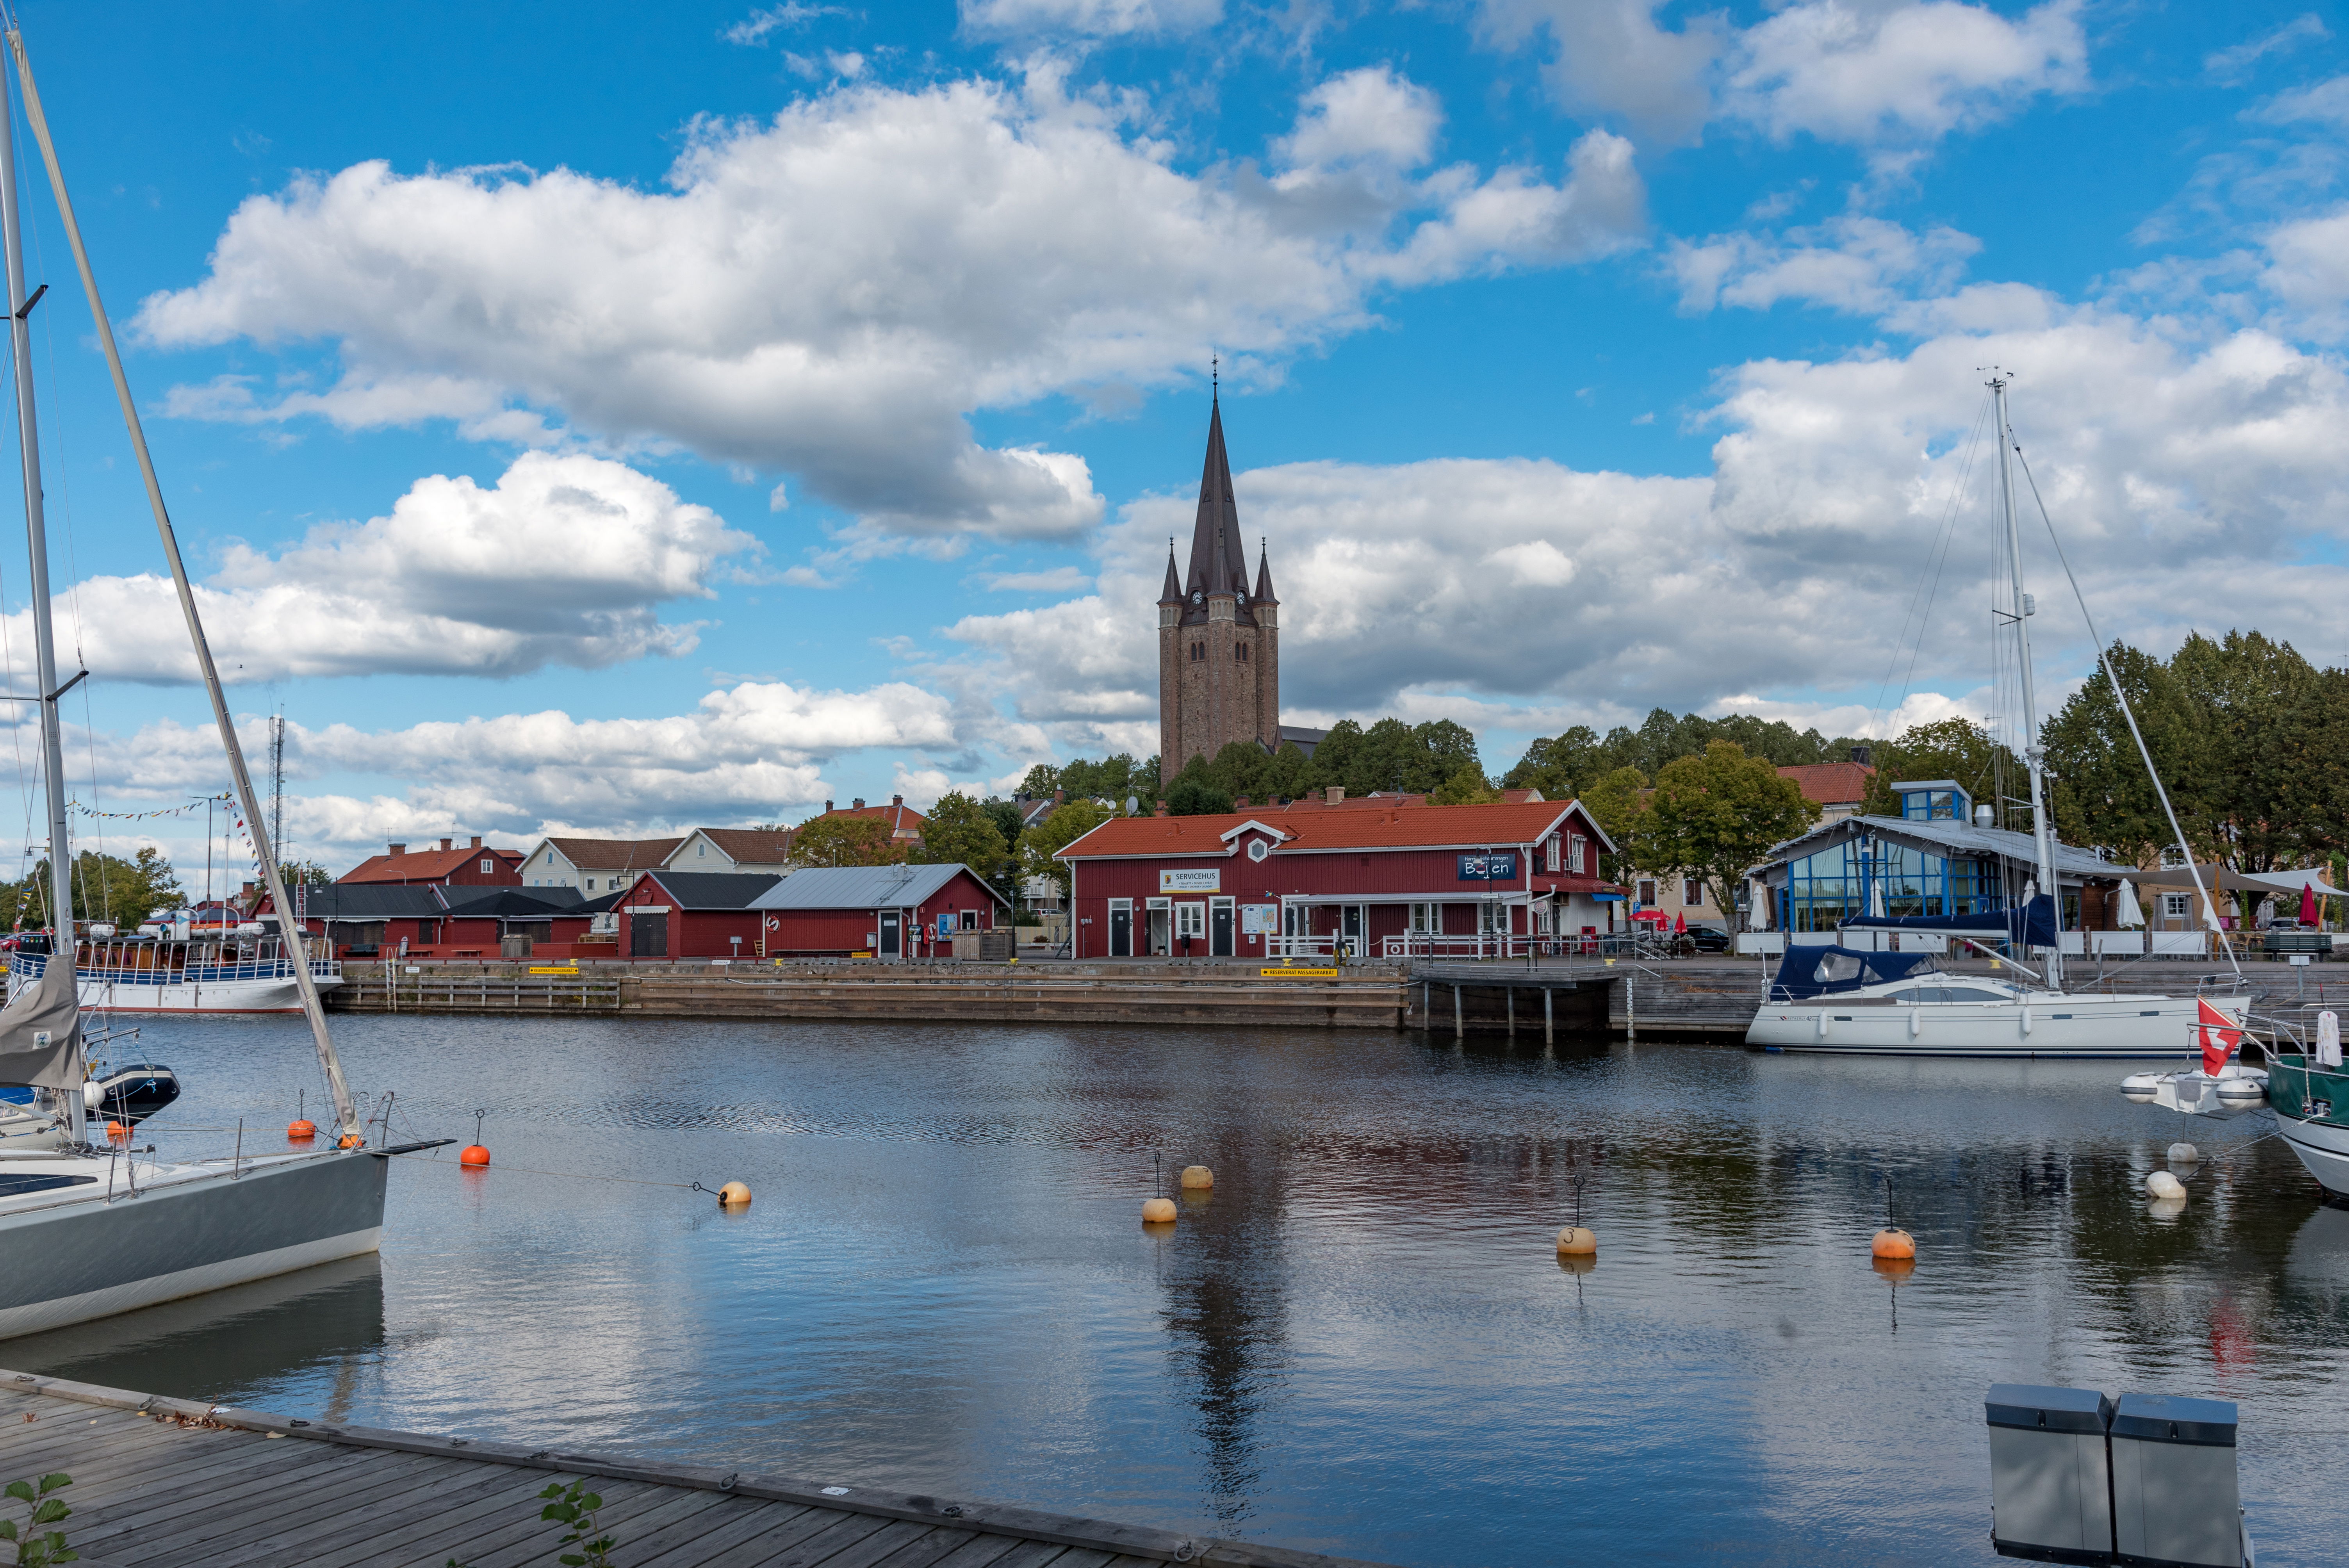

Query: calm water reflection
left=9, top=1016, right=2342, bottom=1564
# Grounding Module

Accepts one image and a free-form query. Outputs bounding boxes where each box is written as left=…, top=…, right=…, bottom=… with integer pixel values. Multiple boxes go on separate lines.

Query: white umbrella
left=2114, top=880, right=2145, bottom=929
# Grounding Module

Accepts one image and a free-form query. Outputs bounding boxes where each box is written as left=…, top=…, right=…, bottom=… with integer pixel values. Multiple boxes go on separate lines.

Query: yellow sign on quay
left=529, top=966, right=581, bottom=976
left=1262, top=967, right=1341, bottom=978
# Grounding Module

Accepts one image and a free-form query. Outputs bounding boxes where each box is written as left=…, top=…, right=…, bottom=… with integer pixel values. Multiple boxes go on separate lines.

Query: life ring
left=765, top=916, right=779, bottom=930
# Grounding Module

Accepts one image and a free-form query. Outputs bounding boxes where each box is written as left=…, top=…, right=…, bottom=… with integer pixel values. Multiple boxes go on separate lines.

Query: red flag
left=2198, top=998, right=2242, bottom=1076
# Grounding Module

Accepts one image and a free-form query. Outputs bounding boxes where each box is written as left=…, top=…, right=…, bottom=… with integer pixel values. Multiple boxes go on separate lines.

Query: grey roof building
left=750, top=864, right=1008, bottom=912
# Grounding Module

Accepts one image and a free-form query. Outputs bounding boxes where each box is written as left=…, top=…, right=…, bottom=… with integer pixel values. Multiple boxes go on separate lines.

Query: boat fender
left=718, top=1180, right=752, bottom=1208
left=2167, top=1142, right=2199, bottom=1165
left=1180, top=1165, right=1213, bottom=1190
left=2145, top=1170, right=2185, bottom=1200
left=1142, top=1196, right=1176, bottom=1224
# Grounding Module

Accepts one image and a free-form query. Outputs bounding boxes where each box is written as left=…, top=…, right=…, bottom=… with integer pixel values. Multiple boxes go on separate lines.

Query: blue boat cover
left=1768, top=945, right=1943, bottom=1001
left=1839, top=894, right=2058, bottom=950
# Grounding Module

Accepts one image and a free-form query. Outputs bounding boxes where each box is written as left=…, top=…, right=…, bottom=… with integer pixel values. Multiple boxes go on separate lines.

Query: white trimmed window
left=1684, top=879, right=1703, bottom=907
left=1546, top=836, right=1561, bottom=873
left=1569, top=836, right=1586, bottom=873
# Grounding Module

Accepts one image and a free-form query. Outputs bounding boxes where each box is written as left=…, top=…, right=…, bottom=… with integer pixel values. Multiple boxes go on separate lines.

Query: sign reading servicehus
left=1160, top=868, right=1221, bottom=892
left=1457, top=852, right=1516, bottom=881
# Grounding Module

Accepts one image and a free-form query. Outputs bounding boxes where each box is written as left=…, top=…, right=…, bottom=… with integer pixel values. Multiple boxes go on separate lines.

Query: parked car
left=1684, top=925, right=1732, bottom=953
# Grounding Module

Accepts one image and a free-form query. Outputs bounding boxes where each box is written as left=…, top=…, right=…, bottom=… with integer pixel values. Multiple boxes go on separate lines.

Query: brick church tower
left=1159, top=396, right=1280, bottom=784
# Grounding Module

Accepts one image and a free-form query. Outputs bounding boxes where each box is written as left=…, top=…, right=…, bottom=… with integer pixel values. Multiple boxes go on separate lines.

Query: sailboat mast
left=0, top=61, right=76, bottom=1140
left=1992, top=374, right=2061, bottom=985
left=3, top=25, right=358, bottom=1137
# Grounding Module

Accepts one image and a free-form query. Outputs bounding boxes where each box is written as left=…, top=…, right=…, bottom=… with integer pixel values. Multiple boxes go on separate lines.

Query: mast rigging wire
left=2009, top=443, right=2242, bottom=982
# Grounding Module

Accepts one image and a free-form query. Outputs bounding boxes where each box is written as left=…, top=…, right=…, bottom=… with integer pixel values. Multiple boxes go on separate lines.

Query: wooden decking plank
left=616, top=1493, right=800, bottom=1567
left=741, top=1510, right=900, bottom=1568
left=454, top=1477, right=728, bottom=1568
left=71, top=1431, right=370, bottom=1544
left=234, top=1467, right=627, bottom=1568
left=794, top=1517, right=940, bottom=1568
left=205, top=1458, right=558, bottom=1568
left=860, top=1523, right=986, bottom=1568
left=628, top=1500, right=819, bottom=1568
left=46, top=1428, right=316, bottom=1513
left=124, top=1449, right=483, bottom=1566
left=954, top=1540, right=1077, bottom=1568
left=0, top=1411, right=255, bottom=1486
left=0, top=1402, right=165, bottom=1463
left=288, top=1475, right=667, bottom=1568
left=87, top=1441, right=422, bottom=1559
left=682, top=1505, right=870, bottom=1568
left=909, top=1532, right=1034, bottom=1568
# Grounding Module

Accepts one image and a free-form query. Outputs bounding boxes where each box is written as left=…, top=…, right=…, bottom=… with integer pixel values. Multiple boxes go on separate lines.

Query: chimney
left=389, top=843, right=406, bottom=856
left=470, top=836, right=482, bottom=849
left=440, top=837, right=453, bottom=851
left=1155, top=800, right=1169, bottom=817
left=1326, top=786, right=1345, bottom=805
left=892, top=793, right=904, bottom=807
left=824, top=799, right=834, bottom=813
left=852, top=797, right=866, bottom=810
left=1234, top=796, right=1250, bottom=809
left=1850, top=745, right=1873, bottom=766
left=1054, top=788, right=1066, bottom=805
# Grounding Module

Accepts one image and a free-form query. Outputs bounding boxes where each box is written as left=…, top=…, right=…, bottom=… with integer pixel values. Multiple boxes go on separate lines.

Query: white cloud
left=979, top=565, right=1093, bottom=592
left=1477, top=0, right=1724, bottom=147
left=1668, top=216, right=1980, bottom=315
left=2260, top=208, right=2349, bottom=337
left=23, top=452, right=755, bottom=685
left=1725, top=0, right=2087, bottom=151
left=138, top=69, right=1640, bottom=545
left=959, top=0, right=1220, bottom=38
left=953, top=310, right=2349, bottom=749
left=2253, top=73, right=2349, bottom=129
left=1484, top=0, right=2086, bottom=160
left=2208, top=16, right=2330, bottom=85
left=1274, top=67, right=1445, bottom=174
left=723, top=4, right=847, bottom=46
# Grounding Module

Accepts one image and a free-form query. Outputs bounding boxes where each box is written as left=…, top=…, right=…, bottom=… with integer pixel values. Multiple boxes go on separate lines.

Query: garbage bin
left=2110, top=1394, right=2242, bottom=1568
left=1985, top=1383, right=2114, bottom=1563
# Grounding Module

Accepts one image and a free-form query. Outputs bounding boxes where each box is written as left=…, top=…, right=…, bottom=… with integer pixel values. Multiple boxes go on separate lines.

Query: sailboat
left=1745, top=375, right=2253, bottom=1058
left=0, top=21, right=442, bottom=1337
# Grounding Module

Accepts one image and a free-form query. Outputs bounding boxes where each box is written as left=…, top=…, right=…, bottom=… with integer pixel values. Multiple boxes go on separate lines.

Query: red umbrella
left=1674, top=911, right=1686, bottom=933
left=2302, top=882, right=2319, bottom=926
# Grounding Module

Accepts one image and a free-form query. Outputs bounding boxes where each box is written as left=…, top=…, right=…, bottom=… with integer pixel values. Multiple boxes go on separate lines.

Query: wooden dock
left=0, top=1369, right=1394, bottom=1568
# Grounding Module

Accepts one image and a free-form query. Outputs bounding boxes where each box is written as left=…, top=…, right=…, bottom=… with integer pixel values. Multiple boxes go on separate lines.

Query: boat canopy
left=1839, top=893, right=2058, bottom=950
left=1768, top=945, right=1943, bottom=1001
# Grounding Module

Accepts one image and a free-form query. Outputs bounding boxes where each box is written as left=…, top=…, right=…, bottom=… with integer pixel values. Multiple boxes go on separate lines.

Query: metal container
left=2109, top=1394, right=2241, bottom=1568
left=1985, top=1383, right=2114, bottom=1563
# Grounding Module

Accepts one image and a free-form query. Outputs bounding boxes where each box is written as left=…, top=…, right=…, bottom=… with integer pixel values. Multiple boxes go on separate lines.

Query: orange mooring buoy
left=287, top=1119, right=317, bottom=1140
left=337, top=1133, right=364, bottom=1149
left=104, top=1120, right=129, bottom=1142
left=460, top=1144, right=491, bottom=1168
left=1871, top=1228, right=1916, bottom=1260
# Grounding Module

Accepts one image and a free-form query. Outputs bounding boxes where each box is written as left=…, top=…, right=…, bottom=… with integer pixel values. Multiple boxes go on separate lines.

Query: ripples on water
left=8, top=1016, right=2342, bottom=1564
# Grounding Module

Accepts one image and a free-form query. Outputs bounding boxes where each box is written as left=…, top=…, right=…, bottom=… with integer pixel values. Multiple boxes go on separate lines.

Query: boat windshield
left=1769, top=945, right=1943, bottom=1001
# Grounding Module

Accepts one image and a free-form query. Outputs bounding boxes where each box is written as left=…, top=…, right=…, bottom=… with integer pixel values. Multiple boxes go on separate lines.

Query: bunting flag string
left=68, top=792, right=233, bottom=822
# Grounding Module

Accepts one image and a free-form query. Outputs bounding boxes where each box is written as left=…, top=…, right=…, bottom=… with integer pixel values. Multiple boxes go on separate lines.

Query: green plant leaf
left=5, top=1479, right=33, bottom=1503
left=33, top=1476, right=67, bottom=1498
left=29, top=1498, right=69, bottom=1525
left=0, top=1515, right=18, bottom=1539
left=559, top=1555, right=586, bottom=1568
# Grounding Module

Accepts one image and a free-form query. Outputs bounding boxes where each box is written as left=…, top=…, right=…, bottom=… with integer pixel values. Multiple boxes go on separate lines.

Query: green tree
left=1428, top=763, right=1501, bottom=804
left=1579, top=765, right=1650, bottom=881
left=7, top=848, right=185, bottom=928
left=1016, top=763, right=1060, bottom=797
left=1638, top=741, right=1820, bottom=924
left=1018, top=798, right=1116, bottom=898
left=1165, top=758, right=1234, bottom=815
left=278, top=859, right=332, bottom=887
left=979, top=796, right=1025, bottom=853
left=1858, top=717, right=2015, bottom=823
left=2044, top=641, right=2203, bottom=865
left=914, top=791, right=1012, bottom=889
left=790, top=815, right=906, bottom=868
left=1260, top=742, right=1314, bottom=802
left=1202, top=740, right=1271, bottom=802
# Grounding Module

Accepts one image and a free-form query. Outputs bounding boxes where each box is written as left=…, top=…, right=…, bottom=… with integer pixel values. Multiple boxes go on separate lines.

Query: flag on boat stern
left=2198, top=998, right=2243, bottom=1077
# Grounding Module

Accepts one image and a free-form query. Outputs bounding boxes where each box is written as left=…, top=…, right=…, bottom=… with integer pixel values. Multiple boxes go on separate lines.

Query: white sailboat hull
left=2276, top=1111, right=2349, bottom=1200
left=0, top=1147, right=386, bottom=1340
left=1747, top=992, right=2243, bottom=1058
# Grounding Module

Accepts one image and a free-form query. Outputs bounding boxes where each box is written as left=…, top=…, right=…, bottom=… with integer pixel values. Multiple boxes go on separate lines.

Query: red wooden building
left=749, top=864, right=1007, bottom=960
left=613, top=871, right=783, bottom=960
left=1055, top=799, right=1620, bottom=960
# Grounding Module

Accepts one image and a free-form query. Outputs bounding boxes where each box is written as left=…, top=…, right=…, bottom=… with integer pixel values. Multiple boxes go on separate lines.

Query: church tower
left=1158, top=396, right=1280, bottom=785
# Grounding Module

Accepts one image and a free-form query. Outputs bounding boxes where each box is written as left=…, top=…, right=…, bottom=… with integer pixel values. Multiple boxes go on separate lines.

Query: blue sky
left=4, top=0, right=2349, bottom=874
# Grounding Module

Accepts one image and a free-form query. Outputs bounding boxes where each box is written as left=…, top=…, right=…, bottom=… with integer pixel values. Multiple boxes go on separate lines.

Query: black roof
left=637, top=871, right=784, bottom=910
left=440, top=888, right=586, bottom=919
left=288, top=885, right=445, bottom=920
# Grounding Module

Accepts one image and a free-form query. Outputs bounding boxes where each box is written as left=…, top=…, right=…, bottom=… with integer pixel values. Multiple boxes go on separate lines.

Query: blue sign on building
left=1457, top=852, right=1516, bottom=881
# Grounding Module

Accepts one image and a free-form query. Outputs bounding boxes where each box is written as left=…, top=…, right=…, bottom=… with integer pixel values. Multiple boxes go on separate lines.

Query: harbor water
left=10, top=1015, right=2341, bottom=1565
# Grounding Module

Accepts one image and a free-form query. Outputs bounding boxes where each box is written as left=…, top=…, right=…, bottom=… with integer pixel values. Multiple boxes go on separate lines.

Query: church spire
left=1184, top=394, right=1249, bottom=603
left=1158, top=538, right=1183, bottom=605
left=1253, top=536, right=1278, bottom=605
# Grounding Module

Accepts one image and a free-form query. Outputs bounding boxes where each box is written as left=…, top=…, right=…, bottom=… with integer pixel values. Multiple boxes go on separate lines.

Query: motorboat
left=6, top=929, right=340, bottom=1014
left=2118, top=1065, right=2268, bottom=1119
left=1747, top=945, right=2242, bottom=1058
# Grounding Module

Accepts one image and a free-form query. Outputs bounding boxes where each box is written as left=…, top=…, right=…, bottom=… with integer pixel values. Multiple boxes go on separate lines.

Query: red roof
left=1058, top=800, right=1593, bottom=859
left=807, top=799, right=925, bottom=838
left=1778, top=762, right=1873, bottom=806
left=340, top=843, right=521, bottom=884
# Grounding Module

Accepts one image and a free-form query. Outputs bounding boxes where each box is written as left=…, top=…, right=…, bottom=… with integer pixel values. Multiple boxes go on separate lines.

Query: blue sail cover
left=1840, top=894, right=2058, bottom=950
left=1768, top=946, right=1943, bottom=1001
